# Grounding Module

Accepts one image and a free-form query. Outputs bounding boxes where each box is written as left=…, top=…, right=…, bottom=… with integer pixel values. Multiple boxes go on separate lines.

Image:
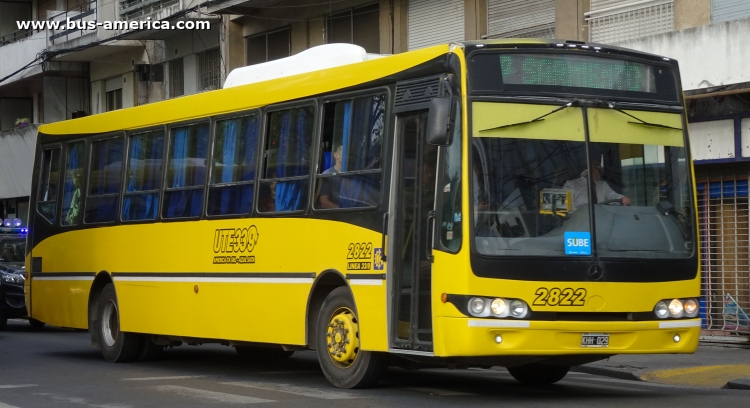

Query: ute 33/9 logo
left=212, top=225, right=259, bottom=264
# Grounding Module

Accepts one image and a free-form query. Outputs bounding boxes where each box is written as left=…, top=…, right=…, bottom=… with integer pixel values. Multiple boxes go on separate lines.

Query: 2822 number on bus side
left=533, top=288, right=587, bottom=306
left=347, top=242, right=373, bottom=260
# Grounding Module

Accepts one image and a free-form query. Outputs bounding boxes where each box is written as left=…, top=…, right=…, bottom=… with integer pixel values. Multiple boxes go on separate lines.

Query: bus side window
left=122, top=130, right=164, bottom=222
left=259, top=106, right=315, bottom=213
left=61, top=141, right=85, bottom=227
left=438, top=100, right=462, bottom=252
left=208, top=114, right=259, bottom=216
left=163, top=123, right=209, bottom=219
left=314, top=93, right=385, bottom=210
left=86, top=137, right=123, bottom=224
left=37, top=147, right=61, bottom=224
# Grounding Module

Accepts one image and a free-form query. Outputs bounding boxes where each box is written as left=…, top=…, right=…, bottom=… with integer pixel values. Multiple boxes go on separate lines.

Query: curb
left=570, top=365, right=642, bottom=382
left=723, top=378, right=750, bottom=390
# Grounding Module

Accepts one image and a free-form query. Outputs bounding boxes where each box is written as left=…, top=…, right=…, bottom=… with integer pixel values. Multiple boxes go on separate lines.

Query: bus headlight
left=490, top=298, right=506, bottom=316
left=654, top=301, right=669, bottom=318
left=469, top=297, right=486, bottom=315
left=510, top=300, right=528, bottom=318
left=683, top=299, right=699, bottom=317
left=668, top=299, right=684, bottom=317
left=463, top=296, right=529, bottom=319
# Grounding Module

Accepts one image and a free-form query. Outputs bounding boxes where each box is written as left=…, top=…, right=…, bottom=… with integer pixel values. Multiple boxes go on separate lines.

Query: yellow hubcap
left=326, top=307, right=359, bottom=368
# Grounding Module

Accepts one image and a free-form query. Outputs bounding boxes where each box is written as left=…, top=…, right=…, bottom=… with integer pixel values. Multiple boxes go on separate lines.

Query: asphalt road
left=1, top=319, right=746, bottom=407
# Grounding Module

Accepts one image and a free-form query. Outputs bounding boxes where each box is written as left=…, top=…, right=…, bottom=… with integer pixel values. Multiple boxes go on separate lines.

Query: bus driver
left=563, top=160, right=630, bottom=210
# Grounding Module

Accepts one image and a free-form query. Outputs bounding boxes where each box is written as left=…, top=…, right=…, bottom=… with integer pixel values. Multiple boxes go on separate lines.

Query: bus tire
left=315, top=287, right=387, bottom=389
left=507, top=364, right=569, bottom=385
left=29, top=318, right=45, bottom=329
left=97, top=283, right=139, bottom=363
left=0, top=313, right=6, bottom=331
left=136, top=337, right=164, bottom=362
left=235, top=346, right=294, bottom=361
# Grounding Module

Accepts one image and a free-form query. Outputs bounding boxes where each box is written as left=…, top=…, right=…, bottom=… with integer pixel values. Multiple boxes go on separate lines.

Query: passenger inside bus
left=64, top=171, right=82, bottom=225
left=319, top=143, right=343, bottom=209
left=563, top=159, right=631, bottom=210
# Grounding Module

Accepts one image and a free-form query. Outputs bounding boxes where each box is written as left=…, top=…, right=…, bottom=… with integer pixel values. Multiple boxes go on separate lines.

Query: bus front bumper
left=434, top=317, right=700, bottom=357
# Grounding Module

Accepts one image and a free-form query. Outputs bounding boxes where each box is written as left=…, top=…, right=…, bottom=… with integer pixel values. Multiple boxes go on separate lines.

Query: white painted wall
left=0, top=31, right=46, bottom=83
left=739, top=118, right=750, bottom=157
left=688, top=119, right=735, bottom=160
left=616, top=18, right=750, bottom=91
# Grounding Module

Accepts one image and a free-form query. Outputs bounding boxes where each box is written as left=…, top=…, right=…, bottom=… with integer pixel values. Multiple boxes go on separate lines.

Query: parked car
left=0, top=233, right=41, bottom=329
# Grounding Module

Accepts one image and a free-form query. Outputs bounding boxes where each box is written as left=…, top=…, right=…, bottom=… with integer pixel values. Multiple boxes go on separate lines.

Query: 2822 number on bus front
left=533, top=288, right=587, bottom=306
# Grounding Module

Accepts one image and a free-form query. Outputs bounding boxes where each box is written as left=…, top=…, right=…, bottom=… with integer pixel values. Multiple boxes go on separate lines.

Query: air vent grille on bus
left=395, top=76, right=442, bottom=109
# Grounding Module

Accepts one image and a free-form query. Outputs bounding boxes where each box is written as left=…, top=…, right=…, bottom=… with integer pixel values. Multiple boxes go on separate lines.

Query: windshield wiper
left=597, top=100, right=682, bottom=130
left=479, top=100, right=580, bottom=133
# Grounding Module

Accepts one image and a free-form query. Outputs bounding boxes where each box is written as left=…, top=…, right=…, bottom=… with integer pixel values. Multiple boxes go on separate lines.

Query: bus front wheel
left=315, top=287, right=387, bottom=389
left=97, top=283, right=140, bottom=363
left=507, top=364, right=570, bottom=385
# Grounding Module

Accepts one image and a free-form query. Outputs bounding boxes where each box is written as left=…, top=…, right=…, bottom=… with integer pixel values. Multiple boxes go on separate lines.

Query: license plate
left=581, top=333, right=609, bottom=348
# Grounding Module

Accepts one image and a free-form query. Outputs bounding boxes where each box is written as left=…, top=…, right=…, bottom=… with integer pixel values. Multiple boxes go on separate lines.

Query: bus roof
left=38, top=38, right=673, bottom=137
left=39, top=43, right=454, bottom=136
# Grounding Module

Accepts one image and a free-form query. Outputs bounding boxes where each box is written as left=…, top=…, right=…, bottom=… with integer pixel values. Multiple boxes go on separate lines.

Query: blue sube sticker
left=564, top=232, right=591, bottom=256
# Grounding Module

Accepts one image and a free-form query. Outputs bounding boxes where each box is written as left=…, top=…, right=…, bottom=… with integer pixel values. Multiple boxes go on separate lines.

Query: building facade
left=0, top=0, right=221, bottom=217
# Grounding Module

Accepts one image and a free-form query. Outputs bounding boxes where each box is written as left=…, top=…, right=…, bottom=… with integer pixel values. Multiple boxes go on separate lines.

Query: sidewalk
left=572, top=344, right=750, bottom=389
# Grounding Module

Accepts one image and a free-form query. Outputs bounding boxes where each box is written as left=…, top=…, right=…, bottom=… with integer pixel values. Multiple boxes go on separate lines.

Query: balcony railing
left=119, top=0, right=179, bottom=20
left=0, top=28, right=34, bottom=46
left=586, top=0, right=674, bottom=44
left=49, top=0, right=97, bottom=44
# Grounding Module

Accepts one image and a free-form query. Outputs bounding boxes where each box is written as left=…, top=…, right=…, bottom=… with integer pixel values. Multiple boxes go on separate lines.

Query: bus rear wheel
left=507, top=364, right=570, bottom=385
left=315, top=287, right=387, bottom=389
left=97, top=283, right=140, bottom=363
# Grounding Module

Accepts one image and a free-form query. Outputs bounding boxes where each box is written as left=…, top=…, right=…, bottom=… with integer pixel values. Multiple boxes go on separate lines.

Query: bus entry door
left=391, top=112, right=437, bottom=352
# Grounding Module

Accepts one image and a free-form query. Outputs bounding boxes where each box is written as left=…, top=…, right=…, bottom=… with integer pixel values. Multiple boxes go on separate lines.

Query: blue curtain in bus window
left=275, top=109, right=310, bottom=211
left=216, top=120, right=237, bottom=214
left=123, top=132, right=163, bottom=221
left=209, top=117, right=258, bottom=216
left=236, top=117, right=258, bottom=211
left=165, top=127, right=189, bottom=218
left=127, top=134, right=161, bottom=220
left=86, top=138, right=123, bottom=223
left=339, top=95, right=384, bottom=208
left=165, top=125, right=208, bottom=218
left=62, top=142, right=84, bottom=225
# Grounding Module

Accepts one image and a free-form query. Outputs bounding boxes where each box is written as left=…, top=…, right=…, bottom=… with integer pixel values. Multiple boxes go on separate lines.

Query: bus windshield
left=471, top=103, right=694, bottom=260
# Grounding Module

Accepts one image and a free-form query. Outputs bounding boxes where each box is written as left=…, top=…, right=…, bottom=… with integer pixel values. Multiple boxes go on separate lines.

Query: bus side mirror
left=426, top=97, right=452, bottom=146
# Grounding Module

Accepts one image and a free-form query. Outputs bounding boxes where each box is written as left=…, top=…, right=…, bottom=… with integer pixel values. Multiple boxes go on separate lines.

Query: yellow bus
left=26, top=40, right=699, bottom=388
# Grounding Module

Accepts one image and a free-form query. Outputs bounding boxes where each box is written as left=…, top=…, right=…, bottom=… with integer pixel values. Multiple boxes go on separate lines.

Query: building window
left=105, top=77, right=123, bottom=112
left=325, top=3, right=379, bottom=53
left=587, top=0, right=674, bottom=44
left=487, top=0, right=555, bottom=39
left=198, top=48, right=221, bottom=91
left=407, top=0, right=464, bottom=51
left=168, top=57, right=184, bottom=98
left=246, top=27, right=290, bottom=66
